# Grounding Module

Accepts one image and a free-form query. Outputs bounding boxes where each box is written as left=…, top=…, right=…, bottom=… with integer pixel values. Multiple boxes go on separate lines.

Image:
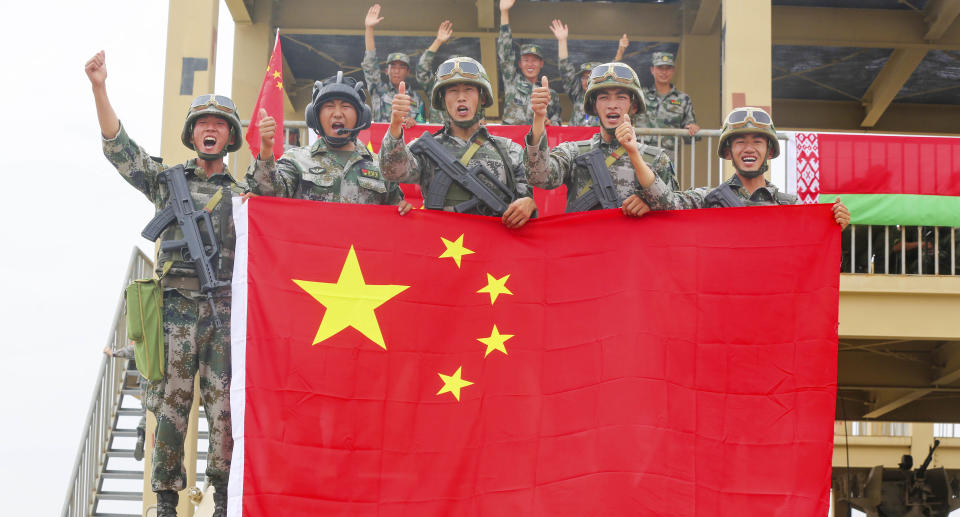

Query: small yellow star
left=265, top=65, right=270, bottom=72
left=437, top=366, right=473, bottom=401
left=293, top=246, right=410, bottom=349
left=272, top=70, right=281, bottom=79
left=439, top=234, right=475, bottom=268
left=478, top=324, right=513, bottom=357
left=275, top=81, right=283, bottom=90
left=477, top=273, right=512, bottom=305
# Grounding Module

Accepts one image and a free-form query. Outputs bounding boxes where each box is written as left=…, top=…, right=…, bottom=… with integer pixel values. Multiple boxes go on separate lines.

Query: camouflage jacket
left=416, top=49, right=446, bottom=124
left=524, top=131, right=678, bottom=213
left=558, top=58, right=598, bottom=127
left=497, top=25, right=562, bottom=125
left=103, top=123, right=247, bottom=282
left=379, top=125, right=531, bottom=216
left=637, top=173, right=801, bottom=210
left=635, top=85, right=697, bottom=151
left=247, top=138, right=403, bottom=205
left=362, top=49, right=425, bottom=123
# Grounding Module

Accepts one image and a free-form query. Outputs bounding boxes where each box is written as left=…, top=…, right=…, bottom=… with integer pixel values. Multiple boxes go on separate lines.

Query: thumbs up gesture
left=389, top=81, right=412, bottom=138
left=258, top=108, right=277, bottom=159
left=531, top=76, right=550, bottom=119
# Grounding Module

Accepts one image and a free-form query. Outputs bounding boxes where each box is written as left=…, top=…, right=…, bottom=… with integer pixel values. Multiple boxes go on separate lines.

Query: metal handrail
left=61, top=247, right=153, bottom=517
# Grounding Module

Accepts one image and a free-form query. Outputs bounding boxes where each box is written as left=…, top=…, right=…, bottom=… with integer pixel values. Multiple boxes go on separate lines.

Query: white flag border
left=227, top=197, right=249, bottom=517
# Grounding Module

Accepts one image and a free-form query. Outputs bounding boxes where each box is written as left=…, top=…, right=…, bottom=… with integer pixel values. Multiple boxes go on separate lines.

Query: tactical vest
left=703, top=183, right=797, bottom=208
left=437, top=132, right=517, bottom=216
left=155, top=167, right=246, bottom=282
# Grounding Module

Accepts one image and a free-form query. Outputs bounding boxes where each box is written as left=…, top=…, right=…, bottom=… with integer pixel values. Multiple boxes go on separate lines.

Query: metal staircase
left=61, top=248, right=210, bottom=517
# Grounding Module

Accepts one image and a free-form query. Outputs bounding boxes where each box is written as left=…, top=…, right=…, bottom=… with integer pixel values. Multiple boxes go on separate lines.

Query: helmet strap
left=196, top=150, right=227, bottom=160
left=449, top=107, right=483, bottom=129
left=322, top=134, right=353, bottom=148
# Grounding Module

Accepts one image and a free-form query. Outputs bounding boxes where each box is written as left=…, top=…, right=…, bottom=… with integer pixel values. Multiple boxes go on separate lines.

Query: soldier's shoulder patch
left=669, top=98, right=683, bottom=105
left=308, top=166, right=325, bottom=175
left=359, top=166, right=381, bottom=178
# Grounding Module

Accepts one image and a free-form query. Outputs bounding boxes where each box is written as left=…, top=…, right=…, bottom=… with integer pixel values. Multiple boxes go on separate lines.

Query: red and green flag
left=245, top=31, right=284, bottom=160
left=228, top=199, right=840, bottom=516
left=794, top=132, right=960, bottom=226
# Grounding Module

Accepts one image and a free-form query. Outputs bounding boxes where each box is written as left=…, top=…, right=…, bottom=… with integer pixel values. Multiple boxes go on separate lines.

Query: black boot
left=133, top=428, right=145, bottom=461
left=212, top=485, right=228, bottom=517
left=156, top=490, right=178, bottom=517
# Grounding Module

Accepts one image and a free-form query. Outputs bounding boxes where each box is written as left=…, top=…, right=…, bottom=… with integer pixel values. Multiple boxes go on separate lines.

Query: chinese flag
left=229, top=200, right=840, bottom=516
left=245, top=32, right=284, bottom=160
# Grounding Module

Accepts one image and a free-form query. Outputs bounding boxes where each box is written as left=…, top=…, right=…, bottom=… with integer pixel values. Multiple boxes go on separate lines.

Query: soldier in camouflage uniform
left=635, top=52, right=700, bottom=155
left=363, top=4, right=424, bottom=125
left=104, top=342, right=147, bottom=461
left=381, top=57, right=537, bottom=228
left=524, top=62, right=678, bottom=215
left=631, top=107, right=851, bottom=228
left=498, top=0, right=562, bottom=125
left=86, top=50, right=242, bottom=517
left=250, top=73, right=408, bottom=211
left=417, top=20, right=454, bottom=124
left=550, top=20, right=631, bottom=126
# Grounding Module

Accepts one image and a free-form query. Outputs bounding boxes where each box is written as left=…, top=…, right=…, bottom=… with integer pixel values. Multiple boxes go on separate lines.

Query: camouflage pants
left=145, top=288, right=233, bottom=492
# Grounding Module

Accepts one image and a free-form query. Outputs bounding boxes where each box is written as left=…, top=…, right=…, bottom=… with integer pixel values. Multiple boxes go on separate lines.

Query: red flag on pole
left=246, top=31, right=284, bottom=160
left=229, top=201, right=840, bottom=516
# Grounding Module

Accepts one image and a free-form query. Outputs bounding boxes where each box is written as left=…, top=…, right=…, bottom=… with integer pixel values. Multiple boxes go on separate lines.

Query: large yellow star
left=439, top=234, right=474, bottom=268
left=437, top=366, right=473, bottom=401
left=293, top=246, right=410, bottom=349
left=478, top=324, right=513, bottom=357
left=477, top=273, right=512, bottom=305
left=272, top=70, right=281, bottom=79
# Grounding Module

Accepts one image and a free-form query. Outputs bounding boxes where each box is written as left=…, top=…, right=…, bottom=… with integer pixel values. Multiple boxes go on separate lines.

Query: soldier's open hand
left=365, top=4, right=384, bottom=27
left=85, top=50, right=108, bottom=88
left=531, top=76, right=551, bottom=118
left=257, top=108, right=276, bottom=158
left=615, top=119, right=637, bottom=148
left=621, top=194, right=650, bottom=218
left=436, top=20, right=453, bottom=44
left=502, top=197, right=537, bottom=229
left=549, top=20, right=568, bottom=41
left=397, top=200, right=414, bottom=216
left=832, top=197, right=850, bottom=230
left=499, top=0, right=515, bottom=12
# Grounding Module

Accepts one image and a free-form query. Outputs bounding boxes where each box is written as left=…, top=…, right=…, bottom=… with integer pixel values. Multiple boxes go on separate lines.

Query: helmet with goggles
left=583, top=62, right=645, bottom=117
left=181, top=94, right=244, bottom=157
left=717, top=107, right=779, bottom=160
left=430, top=57, right=494, bottom=111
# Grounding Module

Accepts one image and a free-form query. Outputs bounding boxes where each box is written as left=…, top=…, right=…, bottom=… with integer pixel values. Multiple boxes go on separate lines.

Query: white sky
left=0, top=2, right=234, bottom=513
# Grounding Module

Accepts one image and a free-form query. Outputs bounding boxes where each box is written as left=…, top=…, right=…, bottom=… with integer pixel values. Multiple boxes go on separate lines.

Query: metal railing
left=843, top=225, right=959, bottom=275
left=61, top=248, right=153, bottom=517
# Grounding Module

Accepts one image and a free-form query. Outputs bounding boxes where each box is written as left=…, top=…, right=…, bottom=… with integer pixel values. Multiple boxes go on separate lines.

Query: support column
left=680, top=5, right=721, bottom=189
left=721, top=0, right=772, bottom=179
left=160, top=0, right=220, bottom=166
left=231, top=0, right=275, bottom=178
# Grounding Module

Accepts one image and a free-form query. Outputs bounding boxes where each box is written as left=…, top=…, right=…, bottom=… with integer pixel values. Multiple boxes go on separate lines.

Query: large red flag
left=245, top=32, right=284, bottom=160
left=229, top=200, right=840, bottom=516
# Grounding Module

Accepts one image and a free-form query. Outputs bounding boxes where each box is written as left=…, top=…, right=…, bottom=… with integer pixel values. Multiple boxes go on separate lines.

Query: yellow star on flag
left=478, top=324, right=512, bottom=357
left=275, top=81, right=283, bottom=90
left=293, top=246, right=410, bottom=349
left=273, top=70, right=281, bottom=79
left=437, top=366, right=473, bottom=401
left=477, top=273, right=512, bottom=305
left=439, top=234, right=474, bottom=268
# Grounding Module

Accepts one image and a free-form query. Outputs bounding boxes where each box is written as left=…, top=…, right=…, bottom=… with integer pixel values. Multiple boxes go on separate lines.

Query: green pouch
left=125, top=278, right=165, bottom=381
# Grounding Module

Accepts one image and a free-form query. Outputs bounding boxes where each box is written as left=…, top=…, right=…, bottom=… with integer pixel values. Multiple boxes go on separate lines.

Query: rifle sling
left=575, top=144, right=626, bottom=198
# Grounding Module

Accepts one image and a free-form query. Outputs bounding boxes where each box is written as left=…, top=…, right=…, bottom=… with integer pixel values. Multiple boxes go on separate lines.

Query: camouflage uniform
left=362, top=50, right=425, bottom=123
left=559, top=59, right=598, bottom=127
left=497, top=25, right=562, bottom=125
left=524, top=131, right=678, bottom=213
left=247, top=138, right=403, bottom=204
left=103, top=123, right=243, bottom=493
left=637, top=174, right=801, bottom=210
left=379, top=125, right=531, bottom=215
left=416, top=50, right=446, bottom=124
left=635, top=86, right=697, bottom=153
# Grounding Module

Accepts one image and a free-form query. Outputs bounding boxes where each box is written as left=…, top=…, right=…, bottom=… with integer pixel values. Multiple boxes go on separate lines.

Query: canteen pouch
left=125, top=278, right=165, bottom=381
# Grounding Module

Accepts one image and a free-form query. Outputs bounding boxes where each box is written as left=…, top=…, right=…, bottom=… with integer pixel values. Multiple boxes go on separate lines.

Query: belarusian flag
left=793, top=132, right=960, bottom=226
left=228, top=199, right=840, bottom=516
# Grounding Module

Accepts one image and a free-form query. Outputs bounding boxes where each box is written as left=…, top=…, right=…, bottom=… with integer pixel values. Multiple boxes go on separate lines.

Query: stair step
left=92, top=513, right=142, bottom=517
left=116, top=408, right=143, bottom=417
left=101, top=469, right=144, bottom=480
left=96, top=490, right=143, bottom=501
left=121, top=388, right=142, bottom=396
left=112, top=429, right=139, bottom=438
left=106, top=449, right=135, bottom=458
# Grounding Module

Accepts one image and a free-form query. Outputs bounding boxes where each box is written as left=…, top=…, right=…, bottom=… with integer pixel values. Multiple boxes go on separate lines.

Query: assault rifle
left=703, top=184, right=745, bottom=208
left=567, top=148, right=620, bottom=212
left=141, top=164, right=229, bottom=327
left=410, top=136, right=515, bottom=215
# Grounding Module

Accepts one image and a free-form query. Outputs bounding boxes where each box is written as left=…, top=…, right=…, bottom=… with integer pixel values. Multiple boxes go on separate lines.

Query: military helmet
left=430, top=57, right=494, bottom=111
left=583, top=62, right=646, bottom=116
left=180, top=94, right=243, bottom=153
left=305, top=71, right=372, bottom=146
left=717, top=107, right=780, bottom=160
